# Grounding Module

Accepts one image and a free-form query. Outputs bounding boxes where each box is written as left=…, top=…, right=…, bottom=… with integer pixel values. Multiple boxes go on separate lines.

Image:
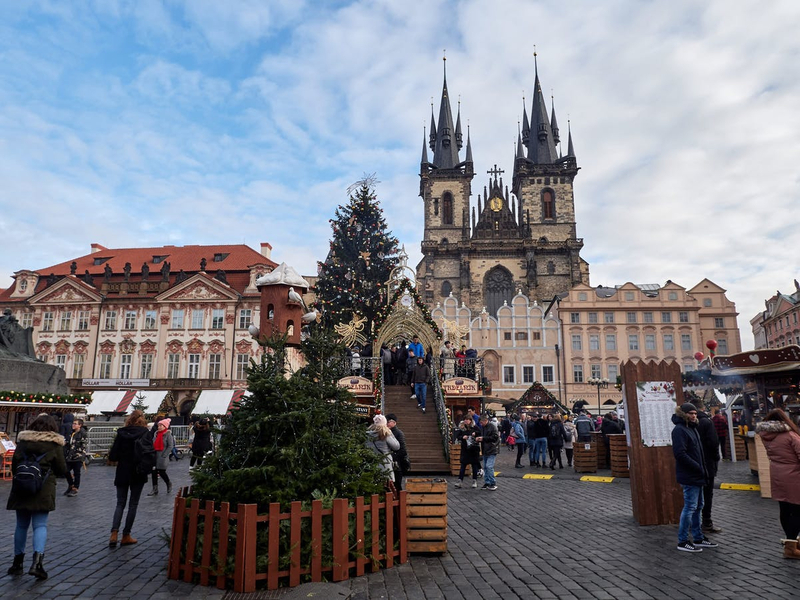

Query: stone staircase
left=384, top=385, right=450, bottom=474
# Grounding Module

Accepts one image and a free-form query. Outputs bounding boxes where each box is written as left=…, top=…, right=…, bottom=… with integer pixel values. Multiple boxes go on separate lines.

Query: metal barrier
left=171, top=425, right=190, bottom=447
left=86, top=426, right=118, bottom=456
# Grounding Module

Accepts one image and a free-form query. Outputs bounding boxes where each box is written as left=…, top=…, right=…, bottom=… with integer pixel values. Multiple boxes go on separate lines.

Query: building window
left=663, top=334, right=674, bottom=351
left=441, top=280, right=452, bottom=298
left=573, top=364, right=584, bottom=383
left=542, top=189, right=555, bottom=219
left=703, top=298, right=712, bottom=307
left=645, top=334, right=656, bottom=351
left=59, top=311, right=72, bottom=331
left=604, top=312, right=614, bottom=323
left=77, top=311, right=90, bottom=331
left=140, top=354, right=153, bottom=379
left=171, top=309, right=185, bottom=329
left=626, top=312, right=636, bottom=323
left=522, top=365, right=535, bottom=384
left=668, top=292, right=678, bottom=300
left=19, top=279, right=28, bottom=292
left=211, top=309, right=225, bottom=329
left=124, top=310, right=137, bottom=330
left=643, top=312, right=653, bottom=323
left=236, top=354, right=250, bottom=379
left=607, top=364, right=618, bottom=382
left=119, top=354, right=132, bottom=379
left=209, top=354, right=222, bottom=379
left=191, top=309, right=204, bottom=330
left=238, top=309, right=252, bottom=329
left=661, top=312, right=672, bottom=323
left=99, top=355, right=112, bottom=379
left=503, top=366, right=516, bottom=384
left=589, top=334, right=600, bottom=351
left=571, top=334, right=582, bottom=351
left=624, top=291, right=634, bottom=301
left=588, top=312, right=598, bottom=324
left=590, top=364, right=602, bottom=379
left=188, top=354, right=200, bottom=378
left=532, top=332, right=541, bottom=341
left=72, top=354, right=85, bottom=379
left=681, top=334, right=692, bottom=351
left=104, top=310, right=117, bottom=331
left=442, top=192, right=454, bottom=225
left=717, top=339, right=728, bottom=354
left=714, top=317, right=724, bottom=328
left=570, top=312, right=580, bottom=324
left=679, top=311, right=689, bottom=323
left=628, top=335, right=639, bottom=351
left=167, top=354, right=181, bottom=379
left=144, top=310, right=157, bottom=330
left=515, top=331, right=528, bottom=341
left=605, top=334, right=617, bottom=351
left=683, top=363, right=694, bottom=373
left=55, top=354, right=67, bottom=371
left=578, top=292, right=587, bottom=301
left=542, top=365, right=554, bottom=384
left=42, top=311, right=54, bottom=331
left=503, top=332, right=512, bottom=341
left=20, top=312, right=33, bottom=329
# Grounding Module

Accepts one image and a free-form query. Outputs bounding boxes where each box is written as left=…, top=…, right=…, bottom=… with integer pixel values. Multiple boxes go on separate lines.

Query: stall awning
left=86, top=391, right=129, bottom=414
left=126, top=390, right=168, bottom=414
left=192, top=390, right=245, bottom=415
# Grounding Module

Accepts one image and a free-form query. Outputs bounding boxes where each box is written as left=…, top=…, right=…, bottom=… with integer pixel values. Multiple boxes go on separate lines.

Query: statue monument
left=0, top=309, right=67, bottom=394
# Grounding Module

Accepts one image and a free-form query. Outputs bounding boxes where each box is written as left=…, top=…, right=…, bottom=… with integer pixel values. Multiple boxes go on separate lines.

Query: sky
left=1, top=0, right=798, bottom=350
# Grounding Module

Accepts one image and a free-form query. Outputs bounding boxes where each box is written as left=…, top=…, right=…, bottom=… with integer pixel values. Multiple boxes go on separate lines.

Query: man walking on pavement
left=476, top=413, right=499, bottom=490
left=697, top=404, right=723, bottom=534
left=531, top=413, right=550, bottom=467
left=671, top=402, right=719, bottom=553
left=411, top=356, right=430, bottom=413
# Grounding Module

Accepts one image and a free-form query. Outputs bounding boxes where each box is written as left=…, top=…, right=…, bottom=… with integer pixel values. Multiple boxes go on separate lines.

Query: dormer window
left=152, top=255, right=167, bottom=264
left=19, top=279, right=27, bottom=292
left=213, top=253, right=229, bottom=262
left=93, top=257, right=110, bottom=266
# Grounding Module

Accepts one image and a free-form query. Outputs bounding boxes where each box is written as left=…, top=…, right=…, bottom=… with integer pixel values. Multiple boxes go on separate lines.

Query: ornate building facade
left=751, top=279, right=800, bottom=349
left=0, top=243, right=276, bottom=418
left=416, top=58, right=590, bottom=315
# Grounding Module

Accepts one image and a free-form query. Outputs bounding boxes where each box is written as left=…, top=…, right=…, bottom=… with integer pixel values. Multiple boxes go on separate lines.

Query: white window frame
left=99, top=355, right=113, bottom=379
left=645, top=334, right=656, bottom=351
left=209, top=353, right=222, bottom=379
left=124, top=310, right=137, bottom=330
left=55, top=354, right=67, bottom=370
left=588, top=312, right=598, bottom=324
left=714, top=317, right=724, bottom=328
left=59, top=311, right=72, bottom=331
left=171, top=309, right=185, bottom=329
left=663, top=334, right=674, bottom=351
left=211, top=309, right=225, bottom=330
left=541, top=365, right=555, bottom=384
left=238, top=309, right=252, bottom=329
left=521, top=365, right=536, bottom=384
left=502, top=365, right=516, bottom=385
left=72, top=354, right=85, bottom=378
left=167, top=354, right=181, bottom=379
left=42, top=311, right=54, bottom=331
left=681, top=334, right=692, bottom=351
left=119, top=354, right=132, bottom=379
left=604, top=312, right=614, bottom=324
left=571, top=334, right=582, bottom=351
left=626, top=311, right=636, bottom=323
left=643, top=312, right=654, bottom=323
left=607, top=364, right=619, bottom=382
left=661, top=311, right=672, bottom=323
left=236, top=354, right=250, bottom=379
left=187, top=353, right=201, bottom=378
left=590, top=363, right=602, bottom=379
left=140, top=354, right=153, bottom=379
left=589, top=334, right=600, bottom=351
left=144, top=310, right=157, bottom=330
left=628, top=334, right=639, bottom=351
left=191, top=309, right=204, bottom=330
left=717, top=339, right=728, bottom=354
left=20, top=312, right=33, bottom=329
left=573, top=364, right=584, bottom=383
left=104, top=310, right=117, bottom=330
left=570, top=312, right=580, bottom=324
left=679, top=311, right=689, bottom=323
left=77, top=311, right=90, bottom=331
left=605, top=334, right=617, bottom=351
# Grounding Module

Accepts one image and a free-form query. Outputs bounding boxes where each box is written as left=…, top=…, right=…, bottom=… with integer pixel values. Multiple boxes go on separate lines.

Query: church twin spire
left=422, top=57, right=472, bottom=171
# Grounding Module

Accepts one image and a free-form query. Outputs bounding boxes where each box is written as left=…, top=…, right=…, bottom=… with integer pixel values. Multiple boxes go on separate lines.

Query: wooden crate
left=405, top=478, right=447, bottom=554
left=755, top=435, right=771, bottom=499
left=590, top=431, right=607, bottom=469
left=734, top=435, right=747, bottom=461
left=608, top=434, right=629, bottom=478
left=573, top=442, right=597, bottom=473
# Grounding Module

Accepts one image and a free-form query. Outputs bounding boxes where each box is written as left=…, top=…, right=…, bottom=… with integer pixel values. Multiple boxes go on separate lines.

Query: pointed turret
left=429, top=106, right=436, bottom=151
left=526, top=53, right=558, bottom=164
left=521, top=97, right=530, bottom=145
left=566, top=120, right=576, bottom=159
left=516, top=126, right=525, bottom=160
left=550, top=96, right=560, bottom=145
left=465, top=126, right=473, bottom=163
left=421, top=128, right=429, bottom=165
left=431, top=57, right=461, bottom=169
left=455, top=102, right=463, bottom=150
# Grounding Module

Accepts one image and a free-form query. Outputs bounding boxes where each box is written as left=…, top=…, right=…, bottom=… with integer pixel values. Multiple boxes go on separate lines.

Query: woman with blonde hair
left=366, top=415, right=400, bottom=489
left=108, top=410, right=149, bottom=547
left=756, top=409, right=800, bottom=559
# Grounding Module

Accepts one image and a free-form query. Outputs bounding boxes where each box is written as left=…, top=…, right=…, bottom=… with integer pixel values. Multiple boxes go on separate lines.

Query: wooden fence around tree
left=168, top=487, right=407, bottom=592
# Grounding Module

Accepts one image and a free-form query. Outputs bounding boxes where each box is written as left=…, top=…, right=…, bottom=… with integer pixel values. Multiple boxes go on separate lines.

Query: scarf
left=154, top=429, right=166, bottom=452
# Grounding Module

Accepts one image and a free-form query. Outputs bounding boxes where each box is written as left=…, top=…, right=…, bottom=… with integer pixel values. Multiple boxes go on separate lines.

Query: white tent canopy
left=86, top=390, right=169, bottom=415
left=86, top=391, right=128, bottom=415
left=132, top=390, right=168, bottom=414
left=191, top=390, right=245, bottom=415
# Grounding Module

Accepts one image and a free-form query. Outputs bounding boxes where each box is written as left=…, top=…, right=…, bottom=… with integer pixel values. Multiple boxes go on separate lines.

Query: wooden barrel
left=405, top=478, right=448, bottom=554
left=734, top=435, right=747, bottom=461
left=608, top=434, right=629, bottom=478
left=573, top=440, right=597, bottom=473
left=590, top=431, right=607, bottom=469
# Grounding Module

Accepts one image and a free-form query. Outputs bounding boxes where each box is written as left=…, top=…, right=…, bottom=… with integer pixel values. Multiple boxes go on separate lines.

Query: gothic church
left=416, top=58, right=590, bottom=314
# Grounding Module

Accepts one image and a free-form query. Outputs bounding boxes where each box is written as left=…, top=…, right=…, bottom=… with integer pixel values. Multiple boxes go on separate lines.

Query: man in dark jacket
left=574, top=412, right=594, bottom=443
left=531, top=414, right=550, bottom=467
left=385, top=414, right=410, bottom=491
left=697, top=408, right=722, bottom=533
left=411, top=356, right=430, bottom=413
left=477, top=413, right=500, bottom=490
left=671, top=403, right=718, bottom=553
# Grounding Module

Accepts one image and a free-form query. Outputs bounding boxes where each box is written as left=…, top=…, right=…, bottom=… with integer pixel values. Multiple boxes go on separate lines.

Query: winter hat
left=384, top=414, right=398, bottom=423
left=679, top=403, right=698, bottom=413
left=373, top=414, right=387, bottom=427
left=158, top=418, right=171, bottom=429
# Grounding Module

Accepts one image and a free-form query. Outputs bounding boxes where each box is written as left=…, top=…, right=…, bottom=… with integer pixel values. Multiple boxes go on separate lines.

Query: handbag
left=465, top=435, right=477, bottom=448
left=507, top=435, right=516, bottom=447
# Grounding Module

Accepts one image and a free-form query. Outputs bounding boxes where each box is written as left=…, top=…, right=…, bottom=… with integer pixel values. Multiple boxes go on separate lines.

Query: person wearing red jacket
left=712, top=411, right=728, bottom=458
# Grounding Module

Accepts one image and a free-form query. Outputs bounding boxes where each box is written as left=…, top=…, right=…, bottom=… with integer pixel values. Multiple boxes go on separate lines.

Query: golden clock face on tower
left=489, top=196, right=503, bottom=212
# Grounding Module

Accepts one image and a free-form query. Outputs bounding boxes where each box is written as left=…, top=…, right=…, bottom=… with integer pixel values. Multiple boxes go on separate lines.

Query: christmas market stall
left=0, top=390, right=92, bottom=438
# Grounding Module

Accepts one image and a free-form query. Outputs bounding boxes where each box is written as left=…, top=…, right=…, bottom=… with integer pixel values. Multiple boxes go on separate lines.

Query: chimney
left=260, top=242, right=272, bottom=260
left=91, top=243, right=108, bottom=254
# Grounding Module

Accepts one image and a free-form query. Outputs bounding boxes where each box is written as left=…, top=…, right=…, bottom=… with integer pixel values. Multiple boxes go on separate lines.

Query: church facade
left=416, top=58, right=590, bottom=315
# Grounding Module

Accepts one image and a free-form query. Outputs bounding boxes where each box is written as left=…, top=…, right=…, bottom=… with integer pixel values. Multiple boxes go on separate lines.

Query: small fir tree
left=314, top=175, right=399, bottom=333
left=190, top=329, right=386, bottom=509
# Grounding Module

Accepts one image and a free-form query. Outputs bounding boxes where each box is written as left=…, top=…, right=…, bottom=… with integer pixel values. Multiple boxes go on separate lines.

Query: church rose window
left=484, top=266, right=513, bottom=316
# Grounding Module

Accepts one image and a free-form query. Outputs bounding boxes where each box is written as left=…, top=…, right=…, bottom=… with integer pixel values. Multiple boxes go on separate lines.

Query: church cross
left=487, top=164, right=504, bottom=179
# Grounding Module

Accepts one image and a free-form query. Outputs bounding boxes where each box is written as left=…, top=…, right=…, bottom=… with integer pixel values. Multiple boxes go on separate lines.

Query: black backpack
left=134, top=429, right=157, bottom=475
left=13, top=451, right=50, bottom=496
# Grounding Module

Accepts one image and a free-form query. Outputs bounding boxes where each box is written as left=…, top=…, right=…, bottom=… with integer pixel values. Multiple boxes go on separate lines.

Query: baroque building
left=416, top=58, right=590, bottom=315
left=751, top=279, right=800, bottom=349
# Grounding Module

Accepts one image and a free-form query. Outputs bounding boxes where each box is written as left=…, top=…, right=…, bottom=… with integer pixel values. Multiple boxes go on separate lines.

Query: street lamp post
left=587, top=377, right=609, bottom=418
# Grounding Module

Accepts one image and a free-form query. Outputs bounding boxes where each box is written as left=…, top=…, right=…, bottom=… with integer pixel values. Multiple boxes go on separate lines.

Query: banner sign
left=442, top=377, right=479, bottom=396
left=337, top=376, right=374, bottom=396
left=81, top=379, right=150, bottom=388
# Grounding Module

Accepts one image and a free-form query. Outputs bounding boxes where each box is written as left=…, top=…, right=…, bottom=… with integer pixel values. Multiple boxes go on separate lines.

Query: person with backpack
left=63, top=417, right=88, bottom=497
left=562, top=415, right=576, bottom=467
left=189, top=418, right=213, bottom=468
left=108, top=410, right=150, bottom=547
left=147, top=418, right=174, bottom=496
left=574, top=411, right=595, bottom=443
left=6, top=414, right=67, bottom=580
left=548, top=414, right=568, bottom=469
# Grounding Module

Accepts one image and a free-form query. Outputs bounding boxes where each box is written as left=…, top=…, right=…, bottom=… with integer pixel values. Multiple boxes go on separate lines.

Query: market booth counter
left=0, top=391, right=91, bottom=438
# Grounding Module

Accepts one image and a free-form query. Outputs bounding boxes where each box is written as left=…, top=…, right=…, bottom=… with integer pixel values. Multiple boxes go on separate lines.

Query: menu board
left=636, top=381, right=677, bottom=447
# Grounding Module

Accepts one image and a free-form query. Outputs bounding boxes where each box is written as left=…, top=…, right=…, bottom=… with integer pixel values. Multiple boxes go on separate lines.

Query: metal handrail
left=430, top=357, right=450, bottom=462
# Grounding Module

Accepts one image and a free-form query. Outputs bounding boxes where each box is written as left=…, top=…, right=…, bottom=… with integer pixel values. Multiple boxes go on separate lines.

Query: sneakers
left=677, top=541, right=702, bottom=553
left=411, top=394, right=417, bottom=400
left=480, top=483, right=489, bottom=490
left=487, top=485, right=498, bottom=491
left=454, top=480, right=462, bottom=488
left=702, top=523, right=723, bottom=534
left=471, top=480, right=478, bottom=488
left=514, top=464, right=524, bottom=468
left=421, top=408, right=426, bottom=413
left=417, top=403, right=421, bottom=408
left=66, top=488, right=78, bottom=497
left=694, top=537, right=718, bottom=548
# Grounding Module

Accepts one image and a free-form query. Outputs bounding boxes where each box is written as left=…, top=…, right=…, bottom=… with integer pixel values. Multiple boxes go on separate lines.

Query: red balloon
left=694, top=352, right=705, bottom=361
left=705, top=340, right=718, bottom=350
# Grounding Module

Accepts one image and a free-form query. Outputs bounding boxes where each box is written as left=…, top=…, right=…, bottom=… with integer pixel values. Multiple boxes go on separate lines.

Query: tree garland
left=0, top=390, right=93, bottom=405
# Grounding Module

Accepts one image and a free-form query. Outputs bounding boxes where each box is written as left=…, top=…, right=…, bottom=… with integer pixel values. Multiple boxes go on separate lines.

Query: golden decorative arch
left=372, top=279, right=442, bottom=355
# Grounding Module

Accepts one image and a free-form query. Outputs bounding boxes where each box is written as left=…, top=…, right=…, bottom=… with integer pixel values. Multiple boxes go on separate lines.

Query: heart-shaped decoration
left=749, top=354, right=760, bottom=363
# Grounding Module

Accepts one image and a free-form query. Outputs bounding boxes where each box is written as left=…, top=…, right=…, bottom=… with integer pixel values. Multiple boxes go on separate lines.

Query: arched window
left=542, top=189, right=555, bottom=219
left=441, top=280, right=452, bottom=298
left=442, top=192, right=454, bottom=225
left=267, top=304, right=274, bottom=320
left=484, top=266, right=514, bottom=316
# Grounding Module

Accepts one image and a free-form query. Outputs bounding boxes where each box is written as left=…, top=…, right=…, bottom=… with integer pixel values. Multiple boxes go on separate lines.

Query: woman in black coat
left=64, top=417, right=88, bottom=497
left=548, top=414, right=568, bottom=470
left=454, top=418, right=483, bottom=488
left=6, top=414, right=67, bottom=580
left=189, top=418, right=213, bottom=467
left=108, top=410, right=149, bottom=547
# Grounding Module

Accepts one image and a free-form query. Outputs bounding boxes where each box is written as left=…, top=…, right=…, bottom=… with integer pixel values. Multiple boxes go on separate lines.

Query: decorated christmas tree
left=314, top=175, right=399, bottom=334
left=189, top=329, right=386, bottom=509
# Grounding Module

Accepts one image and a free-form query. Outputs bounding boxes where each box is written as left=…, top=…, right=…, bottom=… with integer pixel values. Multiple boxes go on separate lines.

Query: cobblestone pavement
left=1, top=448, right=796, bottom=599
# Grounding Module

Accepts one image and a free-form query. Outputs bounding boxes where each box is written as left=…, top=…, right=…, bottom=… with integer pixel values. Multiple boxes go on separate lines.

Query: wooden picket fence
left=168, top=487, right=408, bottom=592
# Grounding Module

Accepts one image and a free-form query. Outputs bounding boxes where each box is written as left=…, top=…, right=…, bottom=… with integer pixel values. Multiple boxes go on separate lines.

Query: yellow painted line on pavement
left=720, top=483, right=760, bottom=491
left=580, top=476, right=614, bottom=483
left=523, top=474, right=554, bottom=480
left=494, top=471, right=501, bottom=476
